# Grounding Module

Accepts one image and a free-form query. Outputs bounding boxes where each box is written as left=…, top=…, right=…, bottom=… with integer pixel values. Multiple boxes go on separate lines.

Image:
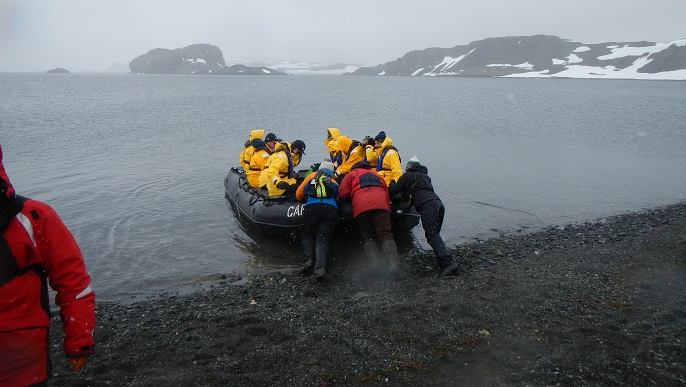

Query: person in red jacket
left=0, top=145, right=95, bottom=387
left=337, top=161, right=401, bottom=277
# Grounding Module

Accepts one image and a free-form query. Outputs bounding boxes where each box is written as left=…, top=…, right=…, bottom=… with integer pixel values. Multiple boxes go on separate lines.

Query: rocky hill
left=349, top=35, right=686, bottom=80
left=129, top=44, right=285, bottom=75
left=46, top=68, right=69, bottom=73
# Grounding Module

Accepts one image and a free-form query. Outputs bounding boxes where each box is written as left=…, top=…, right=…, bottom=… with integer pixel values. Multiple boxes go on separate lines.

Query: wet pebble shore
left=50, top=202, right=686, bottom=386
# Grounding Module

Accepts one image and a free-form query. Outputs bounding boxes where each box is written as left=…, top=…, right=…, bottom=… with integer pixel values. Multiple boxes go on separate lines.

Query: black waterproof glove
left=285, top=184, right=299, bottom=195
left=276, top=181, right=290, bottom=190
left=361, top=136, right=373, bottom=146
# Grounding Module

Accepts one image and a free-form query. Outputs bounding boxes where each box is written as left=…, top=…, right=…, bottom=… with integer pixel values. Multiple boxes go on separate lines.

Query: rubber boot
left=299, top=259, right=314, bottom=275
left=299, top=235, right=315, bottom=274
left=312, top=257, right=328, bottom=280
left=439, top=261, right=459, bottom=277
left=382, top=240, right=401, bottom=275
left=312, top=267, right=328, bottom=281
left=363, top=240, right=383, bottom=268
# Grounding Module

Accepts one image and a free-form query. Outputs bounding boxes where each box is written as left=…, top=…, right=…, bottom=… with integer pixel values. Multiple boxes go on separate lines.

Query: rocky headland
left=128, top=43, right=285, bottom=75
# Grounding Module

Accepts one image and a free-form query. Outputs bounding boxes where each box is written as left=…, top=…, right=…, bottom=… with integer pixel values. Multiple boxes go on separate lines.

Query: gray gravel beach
left=50, top=202, right=686, bottom=386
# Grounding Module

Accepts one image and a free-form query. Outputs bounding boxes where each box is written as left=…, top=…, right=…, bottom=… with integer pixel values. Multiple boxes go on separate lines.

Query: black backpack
left=308, top=171, right=335, bottom=199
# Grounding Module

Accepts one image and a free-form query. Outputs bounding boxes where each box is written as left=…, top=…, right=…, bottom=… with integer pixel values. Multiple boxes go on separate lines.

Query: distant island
left=348, top=35, right=686, bottom=80
left=129, top=44, right=285, bottom=75
left=46, top=68, right=69, bottom=73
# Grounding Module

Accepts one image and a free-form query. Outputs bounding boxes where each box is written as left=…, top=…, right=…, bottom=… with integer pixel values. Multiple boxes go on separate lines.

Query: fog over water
left=1, top=0, right=685, bottom=72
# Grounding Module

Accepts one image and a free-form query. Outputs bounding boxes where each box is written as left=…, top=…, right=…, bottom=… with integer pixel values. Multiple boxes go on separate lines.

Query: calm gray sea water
left=1, top=73, right=685, bottom=301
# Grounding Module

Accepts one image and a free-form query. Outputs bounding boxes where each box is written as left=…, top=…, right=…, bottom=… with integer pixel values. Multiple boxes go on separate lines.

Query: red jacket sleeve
left=337, top=172, right=353, bottom=200
left=32, top=201, right=96, bottom=357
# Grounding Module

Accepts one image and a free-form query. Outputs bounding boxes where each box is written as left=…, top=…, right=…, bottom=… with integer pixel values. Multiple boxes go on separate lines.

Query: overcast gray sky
left=1, top=0, right=684, bottom=72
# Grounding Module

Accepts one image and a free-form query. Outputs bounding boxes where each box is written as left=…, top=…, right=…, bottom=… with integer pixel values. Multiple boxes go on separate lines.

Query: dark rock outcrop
left=129, top=44, right=226, bottom=74
left=129, top=44, right=285, bottom=75
left=641, top=43, right=686, bottom=73
left=46, top=68, right=69, bottom=73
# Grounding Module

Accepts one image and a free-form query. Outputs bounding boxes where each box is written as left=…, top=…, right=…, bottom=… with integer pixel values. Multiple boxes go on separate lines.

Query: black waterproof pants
left=300, top=203, right=338, bottom=270
left=416, top=199, right=455, bottom=269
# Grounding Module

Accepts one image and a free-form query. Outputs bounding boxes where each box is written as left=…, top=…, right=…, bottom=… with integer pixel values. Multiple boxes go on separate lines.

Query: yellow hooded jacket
left=246, top=146, right=271, bottom=187
left=259, top=142, right=297, bottom=196
left=333, top=136, right=365, bottom=177
left=375, top=136, right=403, bottom=185
left=239, top=129, right=264, bottom=173
left=323, top=127, right=340, bottom=151
left=365, top=145, right=378, bottom=168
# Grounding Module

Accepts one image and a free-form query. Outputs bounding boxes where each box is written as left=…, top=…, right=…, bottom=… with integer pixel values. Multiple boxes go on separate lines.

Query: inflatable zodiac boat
left=224, top=167, right=420, bottom=238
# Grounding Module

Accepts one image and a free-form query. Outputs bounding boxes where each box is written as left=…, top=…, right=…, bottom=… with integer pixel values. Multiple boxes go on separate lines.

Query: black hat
left=265, top=133, right=280, bottom=143
left=405, top=155, right=420, bottom=171
left=291, top=140, right=306, bottom=155
left=374, top=131, right=386, bottom=143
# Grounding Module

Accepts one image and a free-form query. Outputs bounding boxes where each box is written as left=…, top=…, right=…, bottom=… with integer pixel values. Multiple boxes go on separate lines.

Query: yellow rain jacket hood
left=239, top=129, right=265, bottom=173
left=324, top=127, right=341, bottom=148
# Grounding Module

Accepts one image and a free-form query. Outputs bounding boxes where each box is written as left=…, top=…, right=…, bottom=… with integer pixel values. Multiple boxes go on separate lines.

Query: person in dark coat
left=389, top=156, right=459, bottom=277
left=338, top=161, right=401, bottom=277
left=295, top=161, right=339, bottom=281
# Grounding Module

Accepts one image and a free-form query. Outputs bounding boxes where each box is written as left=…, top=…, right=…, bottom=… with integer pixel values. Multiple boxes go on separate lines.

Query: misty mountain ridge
left=225, top=55, right=363, bottom=75
left=350, top=35, right=686, bottom=80
left=125, top=36, right=685, bottom=79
